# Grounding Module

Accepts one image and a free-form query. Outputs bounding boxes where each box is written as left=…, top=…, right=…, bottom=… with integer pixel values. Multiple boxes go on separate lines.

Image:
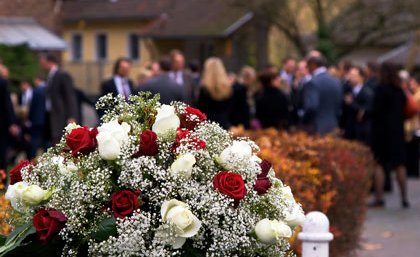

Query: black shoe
left=368, top=200, right=385, bottom=208
left=402, top=200, right=410, bottom=209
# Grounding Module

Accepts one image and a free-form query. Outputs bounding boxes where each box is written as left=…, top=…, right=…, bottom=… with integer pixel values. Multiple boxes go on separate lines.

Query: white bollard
left=298, top=211, right=334, bottom=257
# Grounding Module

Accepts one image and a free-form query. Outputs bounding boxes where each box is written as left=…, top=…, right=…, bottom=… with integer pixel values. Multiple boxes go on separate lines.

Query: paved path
left=357, top=178, right=420, bottom=257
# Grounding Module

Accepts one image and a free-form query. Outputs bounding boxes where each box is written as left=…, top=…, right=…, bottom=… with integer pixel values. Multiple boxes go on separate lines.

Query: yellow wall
left=61, top=20, right=154, bottom=94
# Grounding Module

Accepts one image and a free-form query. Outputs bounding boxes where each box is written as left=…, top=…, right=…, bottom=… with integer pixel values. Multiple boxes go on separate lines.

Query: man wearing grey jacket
left=303, top=56, right=342, bottom=135
left=138, top=57, right=184, bottom=105
left=39, top=54, right=78, bottom=144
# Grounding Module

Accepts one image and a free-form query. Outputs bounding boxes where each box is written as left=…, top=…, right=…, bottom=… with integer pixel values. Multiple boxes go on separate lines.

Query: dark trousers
left=0, top=134, right=7, bottom=170
left=406, top=137, right=420, bottom=178
left=29, top=125, right=45, bottom=159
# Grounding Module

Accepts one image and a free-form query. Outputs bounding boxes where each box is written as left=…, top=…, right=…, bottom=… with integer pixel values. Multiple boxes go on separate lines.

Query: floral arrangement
left=233, top=128, right=374, bottom=257
left=0, top=94, right=303, bottom=257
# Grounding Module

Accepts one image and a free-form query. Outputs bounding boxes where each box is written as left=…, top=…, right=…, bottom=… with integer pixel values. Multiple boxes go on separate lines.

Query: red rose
left=66, top=126, right=98, bottom=157
left=32, top=208, right=67, bottom=244
left=9, top=160, right=31, bottom=185
left=172, top=128, right=206, bottom=152
left=133, top=130, right=159, bottom=157
left=111, top=190, right=140, bottom=219
left=180, top=106, right=207, bottom=130
left=213, top=171, right=247, bottom=206
left=254, top=160, right=272, bottom=195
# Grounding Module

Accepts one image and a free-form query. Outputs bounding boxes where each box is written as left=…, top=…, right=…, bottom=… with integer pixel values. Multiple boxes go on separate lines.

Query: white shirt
left=169, top=71, right=184, bottom=86
left=21, top=88, right=33, bottom=106
left=45, top=65, right=59, bottom=111
left=113, top=76, right=131, bottom=98
left=353, top=84, right=363, bottom=96
left=312, top=67, right=327, bottom=77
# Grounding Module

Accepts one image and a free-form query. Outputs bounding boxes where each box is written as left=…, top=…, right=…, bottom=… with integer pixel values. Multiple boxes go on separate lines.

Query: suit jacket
left=229, top=82, right=250, bottom=129
left=138, top=74, right=184, bottom=105
left=343, top=85, right=374, bottom=143
left=0, top=77, right=16, bottom=132
left=100, top=77, right=134, bottom=98
left=255, top=86, right=290, bottom=129
left=46, top=70, right=78, bottom=141
left=29, top=86, right=46, bottom=127
left=303, top=72, right=342, bottom=135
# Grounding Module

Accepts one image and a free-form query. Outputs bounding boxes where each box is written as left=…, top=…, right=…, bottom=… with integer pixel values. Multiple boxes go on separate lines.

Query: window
left=71, top=34, right=82, bottom=62
left=128, top=33, right=140, bottom=60
left=96, top=33, right=107, bottom=61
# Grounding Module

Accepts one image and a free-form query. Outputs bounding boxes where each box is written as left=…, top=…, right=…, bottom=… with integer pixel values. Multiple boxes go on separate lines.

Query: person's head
left=20, top=80, right=32, bottom=92
left=113, top=57, right=132, bottom=77
left=338, top=60, right=353, bottom=79
left=258, top=69, right=280, bottom=89
left=307, top=56, right=326, bottom=74
left=410, top=73, right=420, bottom=92
left=328, top=65, right=340, bottom=78
left=0, top=64, right=9, bottom=78
left=33, top=76, right=45, bottom=87
left=201, top=57, right=232, bottom=100
left=296, top=60, right=309, bottom=78
left=39, top=53, right=58, bottom=71
left=282, top=57, right=296, bottom=74
left=136, top=68, right=152, bottom=86
left=348, top=66, right=366, bottom=87
left=238, top=66, right=256, bottom=87
left=379, top=61, right=401, bottom=88
left=147, top=61, right=161, bottom=76
left=305, top=50, right=322, bottom=59
left=158, top=56, right=172, bottom=73
left=188, top=59, right=200, bottom=74
left=365, top=61, right=379, bottom=78
left=170, top=49, right=185, bottom=71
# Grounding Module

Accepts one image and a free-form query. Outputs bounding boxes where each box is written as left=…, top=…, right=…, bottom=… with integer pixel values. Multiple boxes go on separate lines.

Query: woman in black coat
left=371, top=62, right=409, bottom=208
left=255, top=70, right=290, bottom=129
left=197, top=57, right=233, bottom=129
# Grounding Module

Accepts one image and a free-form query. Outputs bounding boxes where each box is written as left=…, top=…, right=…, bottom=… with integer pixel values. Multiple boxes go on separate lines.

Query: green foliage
left=0, top=44, right=40, bottom=90
left=91, top=216, right=118, bottom=242
left=0, top=222, right=35, bottom=257
left=316, top=23, right=337, bottom=63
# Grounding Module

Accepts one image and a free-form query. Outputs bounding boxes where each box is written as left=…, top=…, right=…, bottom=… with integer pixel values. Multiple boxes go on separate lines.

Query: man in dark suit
left=100, top=57, right=134, bottom=101
left=28, top=80, right=47, bottom=158
left=139, top=57, right=183, bottom=105
left=343, top=67, right=374, bottom=145
left=0, top=65, right=19, bottom=169
left=303, top=56, right=342, bottom=135
left=39, top=54, right=78, bottom=145
left=169, top=50, right=198, bottom=106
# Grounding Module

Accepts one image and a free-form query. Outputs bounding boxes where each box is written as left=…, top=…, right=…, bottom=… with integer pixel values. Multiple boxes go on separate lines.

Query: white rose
left=161, top=199, right=201, bottom=249
left=152, top=105, right=180, bottom=136
left=5, top=182, right=28, bottom=209
left=21, top=185, right=50, bottom=206
left=282, top=186, right=294, bottom=200
left=97, top=120, right=131, bottom=160
left=170, top=153, right=196, bottom=179
left=219, top=140, right=252, bottom=169
left=285, top=204, right=305, bottom=228
left=255, top=218, right=292, bottom=244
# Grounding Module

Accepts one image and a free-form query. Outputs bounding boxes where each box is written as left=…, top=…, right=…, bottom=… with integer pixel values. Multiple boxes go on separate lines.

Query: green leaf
left=91, top=216, right=117, bottom=241
left=0, top=223, right=36, bottom=257
left=0, top=236, right=6, bottom=246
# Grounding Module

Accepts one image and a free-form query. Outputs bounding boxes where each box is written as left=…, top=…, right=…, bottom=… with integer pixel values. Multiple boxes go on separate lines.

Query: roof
left=61, top=0, right=169, bottom=22
left=0, top=17, right=67, bottom=50
left=61, top=0, right=253, bottom=38
left=377, top=41, right=420, bottom=65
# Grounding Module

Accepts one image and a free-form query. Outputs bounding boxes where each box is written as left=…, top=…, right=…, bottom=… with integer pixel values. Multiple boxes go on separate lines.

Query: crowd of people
left=1, top=49, right=419, bottom=208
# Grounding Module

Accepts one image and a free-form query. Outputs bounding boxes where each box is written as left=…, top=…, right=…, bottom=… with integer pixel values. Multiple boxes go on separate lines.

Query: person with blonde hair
left=198, top=57, right=233, bottom=129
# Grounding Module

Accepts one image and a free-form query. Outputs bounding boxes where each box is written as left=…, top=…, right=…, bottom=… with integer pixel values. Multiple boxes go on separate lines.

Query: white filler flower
left=97, top=120, right=131, bottom=160
left=255, top=218, right=292, bottom=244
left=152, top=105, right=180, bottom=136
left=161, top=199, right=201, bottom=249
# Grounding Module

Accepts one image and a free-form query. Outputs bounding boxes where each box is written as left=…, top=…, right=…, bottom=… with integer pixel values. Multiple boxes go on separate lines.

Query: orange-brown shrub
left=0, top=170, right=12, bottom=235
left=234, top=129, right=374, bottom=257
